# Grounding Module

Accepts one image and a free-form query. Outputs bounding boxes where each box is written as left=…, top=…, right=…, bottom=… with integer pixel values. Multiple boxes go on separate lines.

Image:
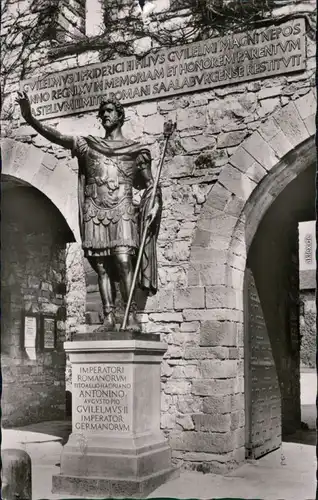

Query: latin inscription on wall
left=72, top=363, right=132, bottom=433
left=20, top=18, right=306, bottom=120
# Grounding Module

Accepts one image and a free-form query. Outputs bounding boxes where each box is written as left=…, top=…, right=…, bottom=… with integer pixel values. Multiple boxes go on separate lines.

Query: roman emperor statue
left=16, top=92, right=162, bottom=332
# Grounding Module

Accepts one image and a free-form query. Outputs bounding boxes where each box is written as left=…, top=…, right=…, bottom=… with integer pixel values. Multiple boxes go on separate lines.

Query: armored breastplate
left=85, top=150, right=135, bottom=209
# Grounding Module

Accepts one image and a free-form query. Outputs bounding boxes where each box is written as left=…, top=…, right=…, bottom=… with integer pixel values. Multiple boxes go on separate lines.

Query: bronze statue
left=16, top=91, right=164, bottom=332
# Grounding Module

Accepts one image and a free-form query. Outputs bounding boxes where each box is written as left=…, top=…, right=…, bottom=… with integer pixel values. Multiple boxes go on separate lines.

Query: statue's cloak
left=75, top=135, right=162, bottom=296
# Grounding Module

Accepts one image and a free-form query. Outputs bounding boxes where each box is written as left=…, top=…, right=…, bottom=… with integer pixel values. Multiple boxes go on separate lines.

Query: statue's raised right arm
left=16, top=91, right=74, bottom=150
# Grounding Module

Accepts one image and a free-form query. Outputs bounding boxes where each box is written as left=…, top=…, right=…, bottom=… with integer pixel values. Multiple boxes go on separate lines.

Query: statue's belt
left=86, top=174, right=132, bottom=185
left=85, top=181, right=131, bottom=198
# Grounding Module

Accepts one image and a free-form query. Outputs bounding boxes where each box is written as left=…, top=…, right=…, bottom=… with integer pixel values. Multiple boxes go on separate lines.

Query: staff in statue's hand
left=121, top=119, right=176, bottom=331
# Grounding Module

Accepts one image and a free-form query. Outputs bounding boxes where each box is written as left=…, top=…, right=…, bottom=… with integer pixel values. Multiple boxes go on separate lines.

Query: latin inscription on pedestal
left=72, top=364, right=132, bottom=433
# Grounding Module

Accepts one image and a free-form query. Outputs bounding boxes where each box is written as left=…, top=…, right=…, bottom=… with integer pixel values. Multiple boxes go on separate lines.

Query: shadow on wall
left=65, top=391, right=72, bottom=418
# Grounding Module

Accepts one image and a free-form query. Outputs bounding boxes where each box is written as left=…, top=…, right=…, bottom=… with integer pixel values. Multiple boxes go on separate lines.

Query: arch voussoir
left=217, top=163, right=257, bottom=204
left=1, top=138, right=17, bottom=167
left=3, top=139, right=43, bottom=180
left=294, top=89, right=316, bottom=135
left=239, top=131, right=278, bottom=172
left=272, top=100, right=311, bottom=148
left=41, top=152, right=59, bottom=172
left=203, top=182, right=233, bottom=213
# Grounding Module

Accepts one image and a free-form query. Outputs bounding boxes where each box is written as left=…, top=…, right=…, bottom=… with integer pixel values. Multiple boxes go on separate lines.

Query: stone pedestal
left=52, top=332, right=179, bottom=498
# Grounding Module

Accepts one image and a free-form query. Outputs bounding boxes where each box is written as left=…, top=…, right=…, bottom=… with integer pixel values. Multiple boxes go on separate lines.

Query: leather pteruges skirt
left=82, top=195, right=139, bottom=257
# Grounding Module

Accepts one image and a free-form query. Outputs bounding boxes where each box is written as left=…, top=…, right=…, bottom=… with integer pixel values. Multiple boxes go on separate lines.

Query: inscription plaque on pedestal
left=72, top=363, right=132, bottom=434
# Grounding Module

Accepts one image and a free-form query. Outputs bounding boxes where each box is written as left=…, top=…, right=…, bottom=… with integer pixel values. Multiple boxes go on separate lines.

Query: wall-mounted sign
left=42, top=316, right=57, bottom=350
left=21, top=313, right=39, bottom=360
left=304, top=233, right=313, bottom=264
left=21, top=312, right=57, bottom=355
left=299, top=220, right=316, bottom=271
left=23, top=315, right=37, bottom=349
left=20, top=18, right=306, bottom=120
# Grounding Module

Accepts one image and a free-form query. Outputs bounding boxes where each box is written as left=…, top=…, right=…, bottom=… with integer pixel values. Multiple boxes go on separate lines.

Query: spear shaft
left=121, top=121, right=175, bottom=330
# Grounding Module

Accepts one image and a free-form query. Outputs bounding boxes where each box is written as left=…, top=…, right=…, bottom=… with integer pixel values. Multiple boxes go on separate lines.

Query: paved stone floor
left=2, top=370, right=316, bottom=500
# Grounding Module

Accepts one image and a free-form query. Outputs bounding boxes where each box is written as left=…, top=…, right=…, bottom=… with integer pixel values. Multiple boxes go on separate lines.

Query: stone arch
left=189, top=89, right=316, bottom=308
left=1, top=161, right=80, bottom=427
left=186, top=89, right=316, bottom=462
left=1, top=138, right=80, bottom=242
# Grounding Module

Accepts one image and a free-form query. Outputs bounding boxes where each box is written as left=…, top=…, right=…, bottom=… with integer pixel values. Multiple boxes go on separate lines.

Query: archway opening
left=1, top=176, right=74, bottom=427
left=244, top=159, right=316, bottom=459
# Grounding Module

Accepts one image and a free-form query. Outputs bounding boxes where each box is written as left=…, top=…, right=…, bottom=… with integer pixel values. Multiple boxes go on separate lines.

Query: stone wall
left=300, top=290, right=316, bottom=368
left=64, top=242, right=86, bottom=391
left=1, top=186, right=69, bottom=427
left=1, top=0, right=316, bottom=471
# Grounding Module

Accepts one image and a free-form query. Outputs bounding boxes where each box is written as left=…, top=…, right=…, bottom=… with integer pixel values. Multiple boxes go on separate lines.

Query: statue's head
left=97, top=96, right=125, bottom=130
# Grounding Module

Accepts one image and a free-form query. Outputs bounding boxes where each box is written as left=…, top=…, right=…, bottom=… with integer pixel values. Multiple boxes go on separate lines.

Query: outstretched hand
left=16, top=91, right=33, bottom=122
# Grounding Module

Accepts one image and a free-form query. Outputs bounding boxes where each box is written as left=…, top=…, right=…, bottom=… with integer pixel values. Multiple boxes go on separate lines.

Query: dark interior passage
left=1, top=177, right=74, bottom=427
left=245, top=160, right=316, bottom=457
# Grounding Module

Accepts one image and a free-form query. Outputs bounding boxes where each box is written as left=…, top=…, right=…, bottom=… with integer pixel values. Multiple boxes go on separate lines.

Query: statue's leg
left=115, top=253, right=140, bottom=331
left=87, top=256, right=116, bottom=330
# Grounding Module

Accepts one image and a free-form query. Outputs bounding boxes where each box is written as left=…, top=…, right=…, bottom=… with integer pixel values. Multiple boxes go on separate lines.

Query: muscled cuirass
left=73, top=136, right=146, bottom=254
left=85, top=148, right=136, bottom=209
left=81, top=146, right=138, bottom=240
